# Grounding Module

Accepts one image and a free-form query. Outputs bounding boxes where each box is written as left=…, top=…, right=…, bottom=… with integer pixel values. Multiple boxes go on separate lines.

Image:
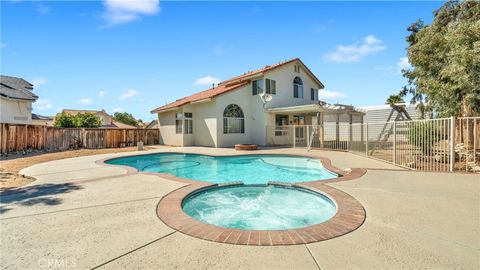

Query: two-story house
left=151, top=58, right=363, bottom=147
left=0, top=75, right=39, bottom=124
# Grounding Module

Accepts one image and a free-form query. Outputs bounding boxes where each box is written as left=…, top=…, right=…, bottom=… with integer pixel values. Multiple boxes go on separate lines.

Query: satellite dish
left=263, top=94, right=273, bottom=102
left=258, top=93, right=273, bottom=108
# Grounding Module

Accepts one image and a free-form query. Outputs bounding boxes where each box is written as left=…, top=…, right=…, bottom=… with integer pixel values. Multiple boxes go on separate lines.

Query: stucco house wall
left=0, top=97, right=33, bottom=124
left=153, top=59, right=328, bottom=148
left=264, top=63, right=320, bottom=109
left=157, top=110, right=183, bottom=146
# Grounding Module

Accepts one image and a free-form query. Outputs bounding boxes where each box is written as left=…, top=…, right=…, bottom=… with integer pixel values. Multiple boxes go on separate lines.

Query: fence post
left=365, top=123, right=368, bottom=157
left=449, top=116, right=455, bottom=172
left=347, top=123, right=351, bottom=151
left=393, top=121, right=397, bottom=165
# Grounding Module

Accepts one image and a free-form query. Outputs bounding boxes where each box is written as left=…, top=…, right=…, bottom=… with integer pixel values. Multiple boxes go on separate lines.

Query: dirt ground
left=0, top=147, right=153, bottom=191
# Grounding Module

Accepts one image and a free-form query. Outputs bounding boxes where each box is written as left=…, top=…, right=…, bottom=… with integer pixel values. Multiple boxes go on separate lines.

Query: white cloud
left=35, top=2, right=51, bottom=15
left=33, top=99, right=53, bottom=111
left=112, top=107, right=124, bottom=113
left=98, top=90, right=107, bottom=98
left=119, top=89, right=139, bottom=100
left=194, top=76, right=221, bottom=87
left=397, top=57, right=412, bottom=72
left=323, top=35, right=386, bottom=63
left=102, top=0, right=160, bottom=26
left=78, top=98, right=94, bottom=106
left=31, top=77, right=47, bottom=88
left=318, top=90, right=348, bottom=101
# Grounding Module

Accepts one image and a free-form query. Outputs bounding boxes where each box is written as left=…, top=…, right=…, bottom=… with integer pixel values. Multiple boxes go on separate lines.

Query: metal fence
left=266, top=117, right=479, bottom=173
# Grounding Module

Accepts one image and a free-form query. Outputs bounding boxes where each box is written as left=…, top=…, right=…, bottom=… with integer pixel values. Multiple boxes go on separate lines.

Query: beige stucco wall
left=264, top=62, right=322, bottom=109
left=0, top=97, right=33, bottom=124
left=157, top=110, right=183, bottom=146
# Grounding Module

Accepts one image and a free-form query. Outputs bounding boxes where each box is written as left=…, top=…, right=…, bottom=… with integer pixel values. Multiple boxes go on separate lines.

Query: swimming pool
left=105, top=153, right=337, bottom=184
left=182, top=184, right=337, bottom=230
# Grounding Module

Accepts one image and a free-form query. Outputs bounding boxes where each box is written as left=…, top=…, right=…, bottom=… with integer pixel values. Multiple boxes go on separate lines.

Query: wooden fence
left=0, top=124, right=160, bottom=154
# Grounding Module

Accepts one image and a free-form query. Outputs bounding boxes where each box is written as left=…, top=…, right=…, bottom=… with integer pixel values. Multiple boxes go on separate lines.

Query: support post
left=292, top=125, right=296, bottom=148
left=449, top=116, right=455, bottom=172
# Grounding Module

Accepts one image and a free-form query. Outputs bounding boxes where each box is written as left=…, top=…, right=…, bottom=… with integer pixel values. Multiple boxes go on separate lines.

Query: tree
left=53, top=112, right=101, bottom=128
left=403, top=0, right=480, bottom=117
left=113, top=112, right=138, bottom=127
left=74, top=113, right=102, bottom=128
left=54, top=113, right=75, bottom=128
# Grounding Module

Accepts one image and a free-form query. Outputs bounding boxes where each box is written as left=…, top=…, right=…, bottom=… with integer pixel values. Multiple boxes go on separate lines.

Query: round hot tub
left=182, top=184, right=337, bottom=230
left=235, top=144, right=258, bottom=150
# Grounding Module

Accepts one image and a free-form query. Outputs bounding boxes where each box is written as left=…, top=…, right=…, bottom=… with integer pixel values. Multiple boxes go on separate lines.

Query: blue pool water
left=106, top=153, right=337, bottom=184
left=182, top=184, right=337, bottom=230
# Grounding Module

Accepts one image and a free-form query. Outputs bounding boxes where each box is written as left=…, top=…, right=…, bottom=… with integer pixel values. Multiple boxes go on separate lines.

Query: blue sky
left=1, top=1, right=443, bottom=121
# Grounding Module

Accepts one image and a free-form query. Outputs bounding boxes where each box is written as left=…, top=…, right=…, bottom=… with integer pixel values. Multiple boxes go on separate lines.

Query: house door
left=293, top=115, right=305, bottom=140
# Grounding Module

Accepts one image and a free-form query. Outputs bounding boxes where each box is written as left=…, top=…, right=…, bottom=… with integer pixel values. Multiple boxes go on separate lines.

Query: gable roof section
left=220, top=58, right=324, bottom=88
left=0, top=75, right=38, bottom=101
left=151, top=58, right=324, bottom=113
left=151, top=80, right=250, bottom=113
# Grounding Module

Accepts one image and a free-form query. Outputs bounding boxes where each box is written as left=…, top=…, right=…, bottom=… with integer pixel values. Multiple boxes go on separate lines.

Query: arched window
left=293, top=77, right=304, bottom=98
left=223, top=104, right=245, bottom=134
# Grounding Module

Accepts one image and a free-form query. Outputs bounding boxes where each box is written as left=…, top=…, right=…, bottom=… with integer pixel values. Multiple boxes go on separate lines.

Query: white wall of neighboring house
left=155, top=60, right=325, bottom=148
left=0, top=97, right=33, bottom=124
left=360, top=103, right=420, bottom=123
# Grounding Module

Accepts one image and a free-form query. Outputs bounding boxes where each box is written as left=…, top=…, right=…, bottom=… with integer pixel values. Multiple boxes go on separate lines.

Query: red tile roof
left=151, top=58, right=323, bottom=113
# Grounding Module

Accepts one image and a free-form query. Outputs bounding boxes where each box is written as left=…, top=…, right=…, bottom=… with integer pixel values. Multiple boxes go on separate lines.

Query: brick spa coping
left=96, top=151, right=367, bottom=246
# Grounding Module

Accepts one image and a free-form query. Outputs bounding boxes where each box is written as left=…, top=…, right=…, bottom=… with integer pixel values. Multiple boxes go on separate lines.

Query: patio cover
left=267, top=103, right=365, bottom=115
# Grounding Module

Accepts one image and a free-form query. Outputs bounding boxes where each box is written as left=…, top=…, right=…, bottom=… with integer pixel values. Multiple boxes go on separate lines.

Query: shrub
left=54, top=112, right=101, bottom=128
left=54, top=113, right=75, bottom=128
left=407, top=121, right=442, bottom=155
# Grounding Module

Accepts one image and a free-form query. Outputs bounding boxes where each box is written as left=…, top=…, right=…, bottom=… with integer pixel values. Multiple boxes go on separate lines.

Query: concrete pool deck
left=1, top=146, right=479, bottom=269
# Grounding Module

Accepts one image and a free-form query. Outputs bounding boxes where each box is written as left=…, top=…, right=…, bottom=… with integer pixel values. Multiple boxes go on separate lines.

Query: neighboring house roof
left=145, top=120, right=158, bottom=129
left=61, top=109, right=110, bottom=116
left=32, top=113, right=53, bottom=120
left=110, top=120, right=137, bottom=129
left=151, top=58, right=324, bottom=113
left=0, top=75, right=38, bottom=101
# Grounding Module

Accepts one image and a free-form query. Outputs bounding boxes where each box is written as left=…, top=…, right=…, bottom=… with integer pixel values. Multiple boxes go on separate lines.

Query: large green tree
left=112, top=112, right=138, bottom=127
left=54, top=112, right=102, bottom=128
left=403, top=0, right=480, bottom=117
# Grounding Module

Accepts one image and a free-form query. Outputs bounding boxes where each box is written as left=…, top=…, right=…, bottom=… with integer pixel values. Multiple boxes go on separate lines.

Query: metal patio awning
left=267, top=103, right=365, bottom=115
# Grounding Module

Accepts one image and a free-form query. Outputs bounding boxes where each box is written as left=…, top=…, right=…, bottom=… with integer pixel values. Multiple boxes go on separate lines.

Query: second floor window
left=265, top=79, right=276, bottom=94
left=293, top=77, right=303, bottom=98
left=311, top=88, right=315, bottom=100
left=252, top=79, right=264, bottom=95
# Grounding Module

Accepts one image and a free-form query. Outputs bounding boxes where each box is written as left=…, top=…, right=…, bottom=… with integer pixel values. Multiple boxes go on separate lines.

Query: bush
left=54, top=112, right=102, bottom=128
left=74, top=113, right=102, bottom=128
left=407, top=121, right=441, bottom=155
left=54, top=113, right=75, bottom=128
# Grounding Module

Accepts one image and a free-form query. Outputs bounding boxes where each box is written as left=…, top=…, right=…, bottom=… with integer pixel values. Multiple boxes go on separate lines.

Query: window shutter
left=272, top=80, right=276, bottom=94
left=252, top=81, right=257, bottom=95
left=266, top=79, right=270, bottom=94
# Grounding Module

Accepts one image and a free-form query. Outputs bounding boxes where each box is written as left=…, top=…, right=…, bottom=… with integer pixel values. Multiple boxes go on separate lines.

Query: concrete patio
left=1, top=147, right=479, bottom=269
